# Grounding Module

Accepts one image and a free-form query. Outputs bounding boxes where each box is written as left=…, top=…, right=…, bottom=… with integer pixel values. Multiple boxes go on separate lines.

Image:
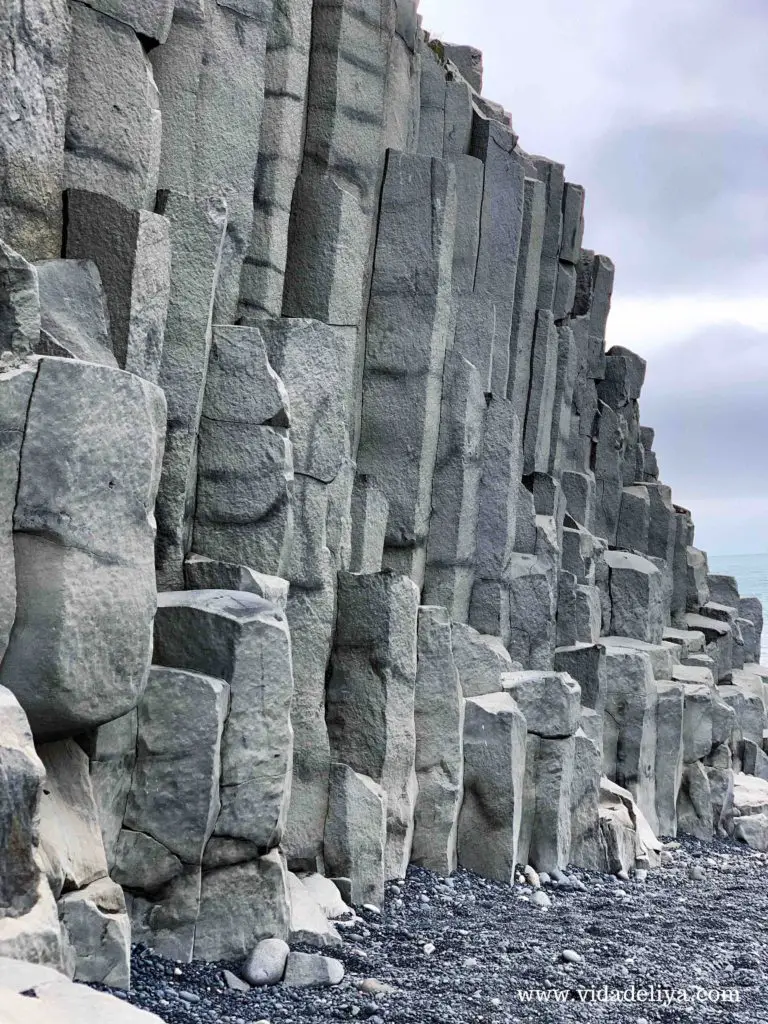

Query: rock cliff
left=1, top=0, right=766, bottom=994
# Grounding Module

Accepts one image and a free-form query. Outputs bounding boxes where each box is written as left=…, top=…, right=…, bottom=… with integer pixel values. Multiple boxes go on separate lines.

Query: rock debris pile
left=0, top=0, right=767, bottom=1016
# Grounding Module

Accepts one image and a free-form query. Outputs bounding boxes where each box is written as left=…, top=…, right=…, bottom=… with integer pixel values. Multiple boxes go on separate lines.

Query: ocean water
left=707, top=553, right=768, bottom=664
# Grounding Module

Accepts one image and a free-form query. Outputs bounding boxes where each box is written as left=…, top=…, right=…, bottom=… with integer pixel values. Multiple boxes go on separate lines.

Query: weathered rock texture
left=0, top=0, right=764, bottom=985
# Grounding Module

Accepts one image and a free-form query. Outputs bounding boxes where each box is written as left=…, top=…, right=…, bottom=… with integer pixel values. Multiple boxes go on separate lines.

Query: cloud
left=585, top=116, right=768, bottom=297
left=637, top=325, right=768, bottom=507
left=608, top=298, right=768, bottom=354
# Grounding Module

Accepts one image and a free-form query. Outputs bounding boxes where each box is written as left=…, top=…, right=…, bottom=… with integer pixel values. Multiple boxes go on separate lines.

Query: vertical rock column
left=146, top=589, right=294, bottom=961
left=411, top=606, right=464, bottom=875
left=357, top=151, right=457, bottom=586
left=151, top=0, right=273, bottom=587
left=283, top=0, right=396, bottom=443
left=192, top=325, right=293, bottom=577
left=327, top=572, right=420, bottom=881
left=1, top=0, right=71, bottom=260
left=238, top=0, right=313, bottom=319
left=259, top=317, right=353, bottom=867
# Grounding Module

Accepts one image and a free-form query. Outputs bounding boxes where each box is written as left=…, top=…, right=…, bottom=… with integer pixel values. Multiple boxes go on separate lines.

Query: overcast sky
left=419, top=0, right=768, bottom=556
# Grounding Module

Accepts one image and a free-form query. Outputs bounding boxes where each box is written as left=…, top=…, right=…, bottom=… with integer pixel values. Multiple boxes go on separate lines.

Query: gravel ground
left=101, top=835, right=768, bottom=1024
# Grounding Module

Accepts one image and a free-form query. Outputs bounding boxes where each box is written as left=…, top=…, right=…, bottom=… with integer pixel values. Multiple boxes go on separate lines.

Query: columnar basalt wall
left=0, top=0, right=766, bottom=986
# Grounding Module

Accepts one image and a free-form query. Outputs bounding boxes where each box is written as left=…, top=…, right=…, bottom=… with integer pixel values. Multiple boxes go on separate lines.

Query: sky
left=419, top=0, right=768, bottom=556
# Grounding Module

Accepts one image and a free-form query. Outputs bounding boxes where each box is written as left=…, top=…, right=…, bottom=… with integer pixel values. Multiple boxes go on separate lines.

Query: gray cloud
left=585, top=117, right=768, bottom=296
left=638, top=324, right=768, bottom=499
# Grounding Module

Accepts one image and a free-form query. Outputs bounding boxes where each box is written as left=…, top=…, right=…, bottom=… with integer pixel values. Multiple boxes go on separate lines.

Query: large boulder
left=0, top=358, right=166, bottom=739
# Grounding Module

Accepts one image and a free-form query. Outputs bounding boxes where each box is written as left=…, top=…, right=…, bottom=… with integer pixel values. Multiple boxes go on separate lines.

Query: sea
left=707, top=553, right=768, bottom=665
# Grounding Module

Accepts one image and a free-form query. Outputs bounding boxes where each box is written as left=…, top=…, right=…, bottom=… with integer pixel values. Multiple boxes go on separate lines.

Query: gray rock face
left=443, top=43, right=483, bottom=92
left=739, top=597, right=763, bottom=663
left=328, top=572, right=419, bottom=880
left=507, top=177, right=546, bottom=417
left=153, top=190, right=228, bottom=589
left=282, top=0, right=392, bottom=327
left=193, top=325, right=293, bottom=579
left=65, top=3, right=161, bottom=209
left=193, top=849, right=291, bottom=962
left=324, top=764, right=386, bottom=910
left=707, top=574, right=740, bottom=609
left=501, top=671, right=580, bottom=738
left=654, top=682, right=684, bottom=836
left=259, top=318, right=348, bottom=485
left=349, top=476, right=389, bottom=575
left=0, top=972, right=166, bottom=1023
left=151, top=0, right=272, bottom=321
left=451, top=622, right=513, bottom=699
left=57, top=878, right=130, bottom=989
left=35, top=259, right=117, bottom=367
left=676, top=761, right=713, bottom=840
left=601, top=647, right=657, bottom=827
left=112, top=830, right=182, bottom=893
left=1, top=1, right=71, bottom=260
left=423, top=352, right=485, bottom=621
left=124, top=667, right=229, bottom=865
left=37, top=739, right=108, bottom=899
left=604, top=550, right=665, bottom=644
left=0, top=365, right=36, bottom=656
left=127, top=865, right=201, bottom=961
left=1, top=242, right=41, bottom=357
left=85, top=711, right=138, bottom=872
left=412, top=607, right=464, bottom=875
left=281, top=550, right=336, bottom=866
left=184, top=554, right=289, bottom=610
left=523, top=310, right=558, bottom=476
left=287, top=872, right=341, bottom=949
left=474, top=397, right=523, bottom=587
left=569, top=716, right=603, bottom=869
left=154, top=590, right=294, bottom=850
left=357, top=152, right=456, bottom=586
left=533, top=158, right=564, bottom=311
left=238, top=0, right=313, bottom=320
left=686, top=547, right=711, bottom=611
left=519, top=734, right=575, bottom=872
left=458, top=693, right=527, bottom=883
left=560, top=183, right=585, bottom=264
left=0, top=358, right=166, bottom=738
left=0, top=687, right=63, bottom=969
left=554, top=643, right=606, bottom=714
left=65, top=190, right=171, bottom=382
left=80, top=0, right=174, bottom=41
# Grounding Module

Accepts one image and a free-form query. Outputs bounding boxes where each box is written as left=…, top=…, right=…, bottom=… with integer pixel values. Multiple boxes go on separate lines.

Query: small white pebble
left=562, top=949, right=583, bottom=964
left=363, top=903, right=381, bottom=915
left=423, top=942, right=436, bottom=955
